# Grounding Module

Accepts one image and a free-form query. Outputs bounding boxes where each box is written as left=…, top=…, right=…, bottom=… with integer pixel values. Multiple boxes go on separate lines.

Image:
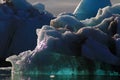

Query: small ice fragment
left=50, top=75, right=55, bottom=78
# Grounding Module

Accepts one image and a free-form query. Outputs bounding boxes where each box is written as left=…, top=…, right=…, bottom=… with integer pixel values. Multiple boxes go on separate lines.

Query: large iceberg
left=0, top=0, right=53, bottom=66
left=6, top=24, right=120, bottom=75
left=0, top=0, right=119, bottom=75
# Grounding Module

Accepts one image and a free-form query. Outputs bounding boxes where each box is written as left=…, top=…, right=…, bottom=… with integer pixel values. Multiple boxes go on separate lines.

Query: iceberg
left=6, top=25, right=120, bottom=75
left=0, top=0, right=53, bottom=65
left=73, top=0, right=111, bottom=20
left=52, top=3, right=120, bottom=32
left=0, top=0, right=120, bottom=75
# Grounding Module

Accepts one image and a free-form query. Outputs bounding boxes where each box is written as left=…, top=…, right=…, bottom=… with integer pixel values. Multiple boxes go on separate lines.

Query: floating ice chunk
left=6, top=25, right=120, bottom=74
left=5, top=25, right=83, bottom=73
left=2, top=0, right=120, bottom=74
left=73, top=0, right=111, bottom=20
left=6, top=26, right=74, bottom=74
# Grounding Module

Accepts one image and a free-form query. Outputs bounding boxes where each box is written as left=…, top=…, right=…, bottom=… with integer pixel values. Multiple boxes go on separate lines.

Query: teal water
left=1, top=74, right=120, bottom=80
left=0, top=67, right=120, bottom=80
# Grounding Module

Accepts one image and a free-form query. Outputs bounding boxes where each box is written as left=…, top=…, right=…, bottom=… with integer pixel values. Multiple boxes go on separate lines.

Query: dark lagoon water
left=0, top=67, right=120, bottom=80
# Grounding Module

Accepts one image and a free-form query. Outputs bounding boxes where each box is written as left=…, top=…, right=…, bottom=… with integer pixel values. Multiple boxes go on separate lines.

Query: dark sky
left=27, top=0, right=120, bottom=16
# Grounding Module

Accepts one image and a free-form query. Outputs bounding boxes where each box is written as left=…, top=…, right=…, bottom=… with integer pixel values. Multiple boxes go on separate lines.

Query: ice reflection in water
left=11, top=74, right=120, bottom=80
left=0, top=67, right=120, bottom=80
left=0, top=67, right=11, bottom=80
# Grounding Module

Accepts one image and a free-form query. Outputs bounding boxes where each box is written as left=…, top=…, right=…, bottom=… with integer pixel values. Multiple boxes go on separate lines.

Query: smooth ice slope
left=73, top=0, right=111, bottom=20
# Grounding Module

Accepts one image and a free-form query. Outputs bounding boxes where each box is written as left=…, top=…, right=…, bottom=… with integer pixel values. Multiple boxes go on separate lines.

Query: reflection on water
left=0, top=67, right=11, bottom=80
left=1, top=74, right=120, bottom=80
left=0, top=67, right=120, bottom=80
left=11, top=75, right=120, bottom=80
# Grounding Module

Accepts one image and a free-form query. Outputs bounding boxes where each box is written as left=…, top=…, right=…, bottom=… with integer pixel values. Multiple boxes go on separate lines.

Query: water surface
left=0, top=67, right=120, bottom=80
